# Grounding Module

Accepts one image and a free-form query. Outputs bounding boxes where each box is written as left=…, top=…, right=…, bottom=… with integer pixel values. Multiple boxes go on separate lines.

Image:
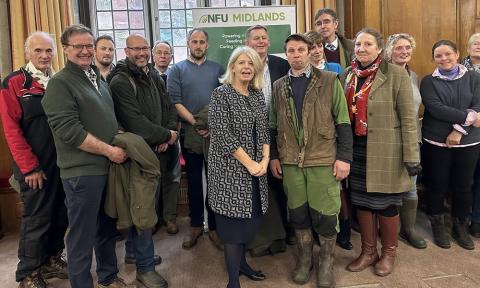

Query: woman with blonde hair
left=384, top=33, right=426, bottom=249
left=208, top=46, right=269, bottom=288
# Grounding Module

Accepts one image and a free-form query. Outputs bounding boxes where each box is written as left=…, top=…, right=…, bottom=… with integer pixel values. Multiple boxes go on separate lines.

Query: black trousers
left=16, top=166, right=68, bottom=282
left=421, top=142, right=480, bottom=219
left=181, top=147, right=216, bottom=229
left=267, top=169, right=290, bottom=233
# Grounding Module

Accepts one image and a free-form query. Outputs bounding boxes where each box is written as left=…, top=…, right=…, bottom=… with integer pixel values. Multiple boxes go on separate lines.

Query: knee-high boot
left=399, top=197, right=427, bottom=249
left=346, top=210, right=379, bottom=272
left=292, top=229, right=313, bottom=284
left=317, top=235, right=336, bottom=288
left=374, top=214, right=399, bottom=277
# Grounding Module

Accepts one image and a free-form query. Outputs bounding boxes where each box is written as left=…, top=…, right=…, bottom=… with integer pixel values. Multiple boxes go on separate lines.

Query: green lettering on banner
left=205, top=25, right=291, bottom=67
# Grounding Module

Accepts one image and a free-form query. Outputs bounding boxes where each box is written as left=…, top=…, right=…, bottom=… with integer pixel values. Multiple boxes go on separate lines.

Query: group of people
left=1, top=6, right=480, bottom=288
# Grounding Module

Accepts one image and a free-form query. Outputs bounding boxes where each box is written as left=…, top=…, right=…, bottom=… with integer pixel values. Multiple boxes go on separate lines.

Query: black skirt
left=215, top=176, right=263, bottom=244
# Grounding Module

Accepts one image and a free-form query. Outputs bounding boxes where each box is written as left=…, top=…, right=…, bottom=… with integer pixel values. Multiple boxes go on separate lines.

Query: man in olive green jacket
left=270, top=34, right=352, bottom=288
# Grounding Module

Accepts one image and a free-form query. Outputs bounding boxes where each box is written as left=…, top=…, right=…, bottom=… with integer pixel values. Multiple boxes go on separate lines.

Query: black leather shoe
left=336, top=240, right=353, bottom=250
left=240, top=270, right=266, bottom=281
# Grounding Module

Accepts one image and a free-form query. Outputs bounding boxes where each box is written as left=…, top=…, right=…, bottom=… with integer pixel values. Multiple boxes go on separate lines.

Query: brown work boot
left=208, top=230, right=224, bottom=251
left=292, top=229, right=313, bottom=284
left=347, top=210, right=379, bottom=272
left=41, top=252, right=68, bottom=279
left=97, top=277, right=136, bottom=288
left=374, top=214, right=399, bottom=277
left=18, top=271, right=48, bottom=288
left=166, top=219, right=179, bottom=235
left=182, top=227, right=203, bottom=249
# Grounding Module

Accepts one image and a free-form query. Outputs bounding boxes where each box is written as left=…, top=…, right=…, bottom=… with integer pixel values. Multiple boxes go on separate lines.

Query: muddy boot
left=399, top=198, right=427, bottom=249
left=374, top=214, right=399, bottom=277
left=347, top=210, right=379, bottom=272
left=292, top=229, right=313, bottom=284
left=428, top=214, right=450, bottom=249
left=452, top=217, right=475, bottom=250
left=317, top=235, right=336, bottom=288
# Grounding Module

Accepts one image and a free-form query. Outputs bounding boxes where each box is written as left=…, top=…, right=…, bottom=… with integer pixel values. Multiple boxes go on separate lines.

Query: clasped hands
left=246, top=158, right=269, bottom=177
left=155, top=130, right=178, bottom=153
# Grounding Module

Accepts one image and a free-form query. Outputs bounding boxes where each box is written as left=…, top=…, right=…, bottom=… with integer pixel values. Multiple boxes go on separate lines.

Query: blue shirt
left=167, top=59, right=224, bottom=115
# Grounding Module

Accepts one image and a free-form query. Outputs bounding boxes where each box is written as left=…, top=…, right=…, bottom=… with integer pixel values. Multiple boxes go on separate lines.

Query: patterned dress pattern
left=208, top=84, right=269, bottom=219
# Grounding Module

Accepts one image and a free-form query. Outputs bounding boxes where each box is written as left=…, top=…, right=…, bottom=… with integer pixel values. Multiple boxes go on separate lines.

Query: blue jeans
left=125, top=228, right=155, bottom=273
left=472, top=162, right=480, bottom=223
left=62, top=175, right=118, bottom=288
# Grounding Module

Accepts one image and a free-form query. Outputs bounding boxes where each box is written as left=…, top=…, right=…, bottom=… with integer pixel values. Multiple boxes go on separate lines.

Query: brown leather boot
left=347, top=210, right=379, bottom=272
left=292, top=229, right=313, bottom=284
left=182, top=227, right=203, bottom=249
left=374, top=214, right=399, bottom=277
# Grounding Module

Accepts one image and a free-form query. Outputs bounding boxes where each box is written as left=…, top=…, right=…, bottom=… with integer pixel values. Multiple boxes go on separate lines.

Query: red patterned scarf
left=345, top=57, right=382, bottom=136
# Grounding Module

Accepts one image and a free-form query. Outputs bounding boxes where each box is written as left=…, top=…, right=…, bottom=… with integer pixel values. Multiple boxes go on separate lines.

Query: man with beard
left=167, top=28, right=225, bottom=250
left=94, top=35, right=115, bottom=80
left=1, top=31, right=68, bottom=288
left=107, top=34, right=175, bottom=288
left=314, top=8, right=353, bottom=69
left=270, top=34, right=352, bottom=288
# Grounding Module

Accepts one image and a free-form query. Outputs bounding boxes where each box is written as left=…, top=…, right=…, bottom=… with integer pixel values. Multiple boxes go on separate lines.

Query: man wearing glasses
left=152, top=40, right=182, bottom=236
left=152, top=41, right=172, bottom=83
left=94, top=34, right=116, bottom=80
left=314, top=8, right=353, bottom=69
left=108, top=34, right=177, bottom=288
left=42, top=24, right=130, bottom=288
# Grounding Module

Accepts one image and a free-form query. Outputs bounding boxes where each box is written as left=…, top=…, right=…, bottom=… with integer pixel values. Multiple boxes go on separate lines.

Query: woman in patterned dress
left=208, top=46, right=269, bottom=288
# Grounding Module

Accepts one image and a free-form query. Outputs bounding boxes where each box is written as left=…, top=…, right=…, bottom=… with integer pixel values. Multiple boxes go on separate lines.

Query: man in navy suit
left=245, top=25, right=295, bottom=255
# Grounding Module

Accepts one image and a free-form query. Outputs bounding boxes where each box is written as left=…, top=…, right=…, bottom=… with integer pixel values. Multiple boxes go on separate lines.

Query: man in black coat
left=108, top=34, right=178, bottom=288
left=245, top=25, right=295, bottom=255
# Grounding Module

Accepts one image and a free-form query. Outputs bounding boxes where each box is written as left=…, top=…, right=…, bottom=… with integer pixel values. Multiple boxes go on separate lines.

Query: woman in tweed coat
left=341, top=28, right=420, bottom=277
left=208, top=46, right=269, bottom=288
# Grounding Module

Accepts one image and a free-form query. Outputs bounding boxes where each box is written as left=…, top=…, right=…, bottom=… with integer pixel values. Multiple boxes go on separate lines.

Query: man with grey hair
left=151, top=39, right=181, bottom=235
left=0, top=31, right=68, bottom=288
left=244, top=25, right=293, bottom=254
left=42, top=24, right=130, bottom=288
left=152, top=41, right=173, bottom=82
left=314, top=8, right=353, bottom=69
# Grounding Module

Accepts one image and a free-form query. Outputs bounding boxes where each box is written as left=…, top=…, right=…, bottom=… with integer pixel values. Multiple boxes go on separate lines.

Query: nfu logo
left=199, top=14, right=229, bottom=23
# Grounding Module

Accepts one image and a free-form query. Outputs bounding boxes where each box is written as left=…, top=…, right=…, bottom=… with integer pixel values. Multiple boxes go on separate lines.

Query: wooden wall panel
left=459, top=0, right=480, bottom=59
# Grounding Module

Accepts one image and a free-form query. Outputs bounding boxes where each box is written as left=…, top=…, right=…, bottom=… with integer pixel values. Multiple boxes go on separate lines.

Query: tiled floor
left=1, top=210, right=479, bottom=288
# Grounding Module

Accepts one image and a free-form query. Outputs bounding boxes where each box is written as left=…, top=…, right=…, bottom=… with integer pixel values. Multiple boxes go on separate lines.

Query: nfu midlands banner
left=192, top=6, right=296, bottom=66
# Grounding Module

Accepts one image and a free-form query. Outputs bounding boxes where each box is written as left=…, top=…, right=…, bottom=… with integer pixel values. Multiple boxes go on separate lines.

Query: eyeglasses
left=66, top=44, right=94, bottom=51
left=155, top=51, right=172, bottom=56
left=127, top=46, right=150, bottom=52
left=315, top=19, right=334, bottom=26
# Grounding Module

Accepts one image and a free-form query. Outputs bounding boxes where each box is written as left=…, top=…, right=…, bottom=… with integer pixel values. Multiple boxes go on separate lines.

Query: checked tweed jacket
left=341, top=60, right=420, bottom=193
left=207, top=84, right=269, bottom=218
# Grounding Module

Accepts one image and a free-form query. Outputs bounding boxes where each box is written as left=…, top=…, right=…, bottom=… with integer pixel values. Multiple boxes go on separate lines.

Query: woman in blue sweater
left=304, top=30, right=343, bottom=75
left=420, top=40, right=480, bottom=250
